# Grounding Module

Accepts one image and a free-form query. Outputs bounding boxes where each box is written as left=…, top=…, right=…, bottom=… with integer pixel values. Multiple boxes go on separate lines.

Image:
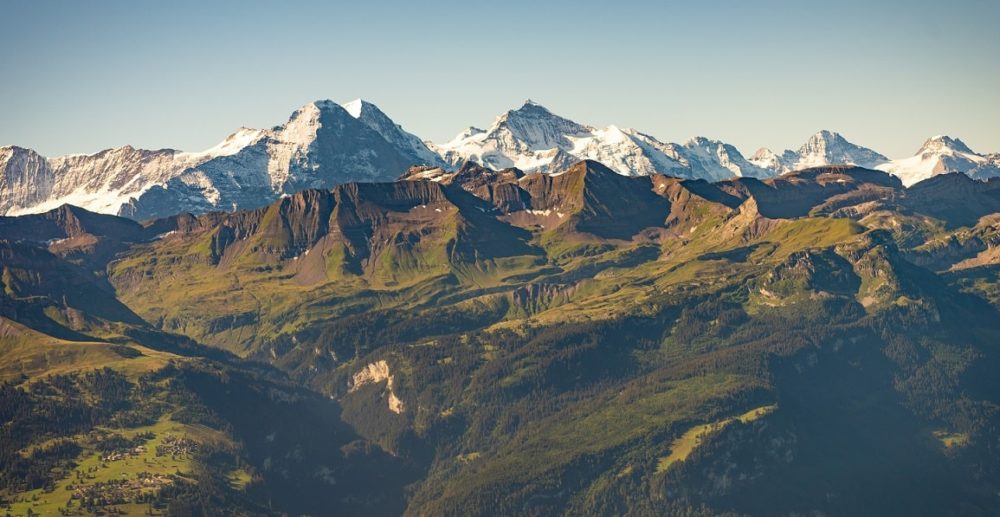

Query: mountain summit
left=877, top=135, right=1000, bottom=186
left=434, top=100, right=768, bottom=181
left=750, top=130, right=888, bottom=173
left=2, top=100, right=431, bottom=219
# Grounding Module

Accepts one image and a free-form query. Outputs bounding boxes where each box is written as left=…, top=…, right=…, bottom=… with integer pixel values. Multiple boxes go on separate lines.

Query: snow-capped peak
left=433, top=101, right=595, bottom=172
left=287, top=99, right=341, bottom=122
left=277, top=100, right=333, bottom=146
left=798, top=130, right=861, bottom=159
left=917, top=135, right=975, bottom=156
left=680, top=137, right=770, bottom=179
left=434, top=103, right=766, bottom=180
left=1, top=97, right=440, bottom=218
left=489, top=100, right=593, bottom=151
left=877, top=134, right=996, bottom=186
left=685, top=136, right=722, bottom=148
left=752, top=130, right=888, bottom=174
left=749, top=148, right=782, bottom=171
left=801, top=129, right=840, bottom=149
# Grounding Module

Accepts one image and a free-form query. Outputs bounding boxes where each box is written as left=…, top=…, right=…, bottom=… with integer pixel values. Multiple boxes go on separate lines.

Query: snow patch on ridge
left=342, top=98, right=363, bottom=119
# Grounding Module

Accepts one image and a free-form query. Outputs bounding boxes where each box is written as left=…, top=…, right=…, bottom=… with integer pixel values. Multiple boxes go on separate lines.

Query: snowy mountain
left=0, top=144, right=210, bottom=217
left=1, top=100, right=435, bottom=220
left=3, top=97, right=998, bottom=220
left=876, top=136, right=1000, bottom=186
left=749, top=130, right=888, bottom=174
left=678, top=136, right=774, bottom=180
left=432, top=100, right=768, bottom=181
left=432, top=100, right=593, bottom=172
left=122, top=100, right=420, bottom=219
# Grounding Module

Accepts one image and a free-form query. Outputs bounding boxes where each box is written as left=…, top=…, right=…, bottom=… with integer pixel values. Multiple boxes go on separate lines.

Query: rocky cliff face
left=1, top=146, right=56, bottom=214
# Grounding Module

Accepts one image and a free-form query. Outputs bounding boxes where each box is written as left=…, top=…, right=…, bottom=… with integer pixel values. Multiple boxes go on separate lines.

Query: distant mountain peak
left=751, top=147, right=778, bottom=160
left=498, top=100, right=574, bottom=125
left=800, top=130, right=850, bottom=153
left=309, top=99, right=340, bottom=110
left=877, top=134, right=996, bottom=186
left=684, top=136, right=714, bottom=146
left=0, top=144, right=37, bottom=155
left=753, top=130, right=889, bottom=174
left=918, top=135, right=975, bottom=155
left=1, top=97, right=441, bottom=219
left=437, top=104, right=768, bottom=180
left=811, top=129, right=842, bottom=140
left=487, top=101, right=592, bottom=152
left=512, top=99, right=554, bottom=115
left=278, top=101, right=336, bottom=146
left=281, top=100, right=342, bottom=126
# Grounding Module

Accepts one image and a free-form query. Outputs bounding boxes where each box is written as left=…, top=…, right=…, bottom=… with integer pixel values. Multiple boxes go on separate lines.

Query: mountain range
left=4, top=97, right=1000, bottom=515
left=3, top=159, right=1000, bottom=514
left=2, top=99, right=998, bottom=220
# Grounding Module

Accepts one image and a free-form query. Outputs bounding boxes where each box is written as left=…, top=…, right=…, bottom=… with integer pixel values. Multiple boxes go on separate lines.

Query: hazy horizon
left=2, top=0, right=998, bottom=158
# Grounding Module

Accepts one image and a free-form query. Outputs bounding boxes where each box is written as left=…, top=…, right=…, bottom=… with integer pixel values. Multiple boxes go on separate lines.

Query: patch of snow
left=342, top=98, right=363, bottom=118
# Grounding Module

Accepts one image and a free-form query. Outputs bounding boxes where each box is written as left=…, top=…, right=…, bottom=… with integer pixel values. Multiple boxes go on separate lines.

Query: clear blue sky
left=2, top=0, right=998, bottom=158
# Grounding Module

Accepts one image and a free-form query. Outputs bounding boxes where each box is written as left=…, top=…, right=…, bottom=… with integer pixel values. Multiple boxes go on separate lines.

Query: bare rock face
left=0, top=146, right=55, bottom=214
left=350, top=360, right=404, bottom=414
